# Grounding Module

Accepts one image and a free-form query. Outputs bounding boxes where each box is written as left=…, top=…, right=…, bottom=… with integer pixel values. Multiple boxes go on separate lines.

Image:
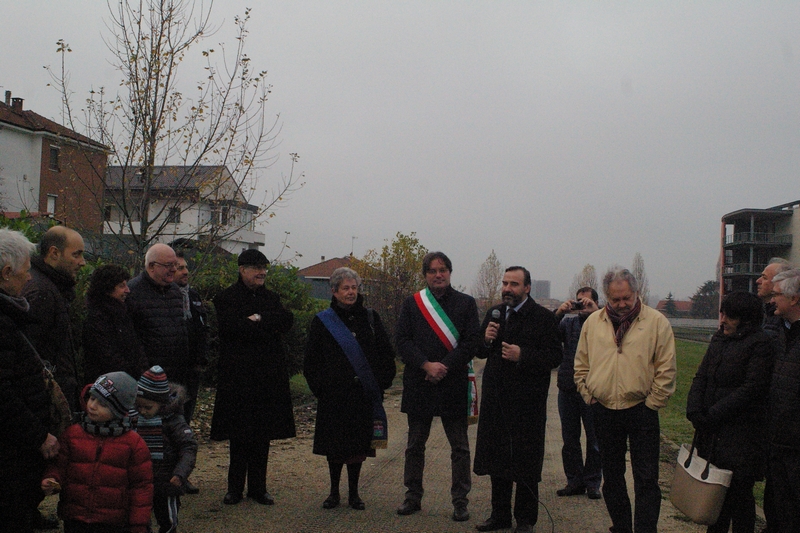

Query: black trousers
left=228, top=436, right=270, bottom=496
left=764, top=448, right=800, bottom=533
left=489, top=476, right=539, bottom=526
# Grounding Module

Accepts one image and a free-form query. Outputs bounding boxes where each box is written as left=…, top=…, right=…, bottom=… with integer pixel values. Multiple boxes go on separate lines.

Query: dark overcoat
left=0, top=291, right=53, bottom=509
left=22, top=256, right=80, bottom=411
left=396, top=286, right=480, bottom=419
left=686, top=325, right=774, bottom=477
left=767, top=321, right=800, bottom=452
left=473, top=298, right=562, bottom=481
left=304, top=296, right=396, bottom=459
left=83, top=295, right=148, bottom=384
left=210, top=279, right=295, bottom=441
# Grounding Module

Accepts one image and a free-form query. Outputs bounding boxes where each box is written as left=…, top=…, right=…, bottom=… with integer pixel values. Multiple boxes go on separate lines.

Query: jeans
left=403, top=413, right=471, bottom=506
left=592, top=402, right=661, bottom=533
left=558, top=389, right=602, bottom=490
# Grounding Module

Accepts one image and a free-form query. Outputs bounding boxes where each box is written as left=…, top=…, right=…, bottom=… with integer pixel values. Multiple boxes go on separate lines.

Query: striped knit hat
left=137, top=365, right=170, bottom=403
left=90, top=372, right=137, bottom=419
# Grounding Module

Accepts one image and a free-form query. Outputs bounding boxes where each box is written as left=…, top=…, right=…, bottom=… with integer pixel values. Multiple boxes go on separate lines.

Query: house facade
left=720, top=200, right=800, bottom=294
left=104, top=165, right=265, bottom=254
left=0, top=91, right=107, bottom=233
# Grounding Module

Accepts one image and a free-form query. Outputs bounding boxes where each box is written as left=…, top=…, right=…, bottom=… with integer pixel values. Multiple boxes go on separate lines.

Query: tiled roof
left=655, top=299, right=693, bottom=312
left=297, top=257, right=354, bottom=278
left=0, top=100, right=106, bottom=150
left=105, top=165, right=231, bottom=190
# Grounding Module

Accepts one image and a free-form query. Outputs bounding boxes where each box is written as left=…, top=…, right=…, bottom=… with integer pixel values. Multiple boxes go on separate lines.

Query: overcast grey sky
left=3, top=1, right=798, bottom=301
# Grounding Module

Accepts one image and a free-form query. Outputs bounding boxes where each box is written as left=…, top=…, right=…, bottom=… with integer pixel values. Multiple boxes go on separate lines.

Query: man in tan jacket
left=574, top=267, right=676, bottom=533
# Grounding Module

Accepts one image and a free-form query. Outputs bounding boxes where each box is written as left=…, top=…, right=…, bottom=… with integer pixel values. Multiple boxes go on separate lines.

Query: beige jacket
left=574, top=303, right=676, bottom=410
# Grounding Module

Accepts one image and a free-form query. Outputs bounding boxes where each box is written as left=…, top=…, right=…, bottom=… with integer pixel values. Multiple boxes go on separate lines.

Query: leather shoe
left=476, top=516, right=513, bottom=531
left=452, top=504, right=469, bottom=522
left=184, top=480, right=200, bottom=494
left=396, top=499, right=421, bottom=515
left=349, top=495, right=365, bottom=510
left=587, top=487, right=602, bottom=500
left=248, top=491, right=275, bottom=505
left=514, top=524, right=533, bottom=533
left=223, top=492, right=243, bottom=505
left=556, top=484, right=586, bottom=497
left=322, top=494, right=340, bottom=509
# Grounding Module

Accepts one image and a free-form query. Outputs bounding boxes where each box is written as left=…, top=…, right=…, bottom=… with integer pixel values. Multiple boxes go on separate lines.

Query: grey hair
left=602, top=266, right=639, bottom=296
left=330, top=267, right=361, bottom=291
left=773, top=269, right=800, bottom=299
left=769, top=257, right=793, bottom=275
left=0, top=229, right=36, bottom=273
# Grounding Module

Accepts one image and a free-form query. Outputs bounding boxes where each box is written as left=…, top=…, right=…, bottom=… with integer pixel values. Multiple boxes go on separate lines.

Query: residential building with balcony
left=720, top=200, right=800, bottom=294
left=104, top=165, right=265, bottom=254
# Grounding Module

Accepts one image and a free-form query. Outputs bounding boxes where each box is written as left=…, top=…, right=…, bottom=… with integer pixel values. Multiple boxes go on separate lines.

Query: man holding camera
left=473, top=266, right=562, bottom=533
left=553, top=288, right=602, bottom=500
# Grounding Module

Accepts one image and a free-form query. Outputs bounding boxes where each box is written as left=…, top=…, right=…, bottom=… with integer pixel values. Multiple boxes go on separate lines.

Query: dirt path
left=42, top=364, right=709, bottom=532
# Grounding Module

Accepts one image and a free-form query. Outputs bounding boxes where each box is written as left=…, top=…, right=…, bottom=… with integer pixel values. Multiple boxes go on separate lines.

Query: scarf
left=605, top=298, right=642, bottom=353
left=0, top=290, right=30, bottom=313
left=179, top=285, right=192, bottom=320
left=80, top=412, right=132, bottom=437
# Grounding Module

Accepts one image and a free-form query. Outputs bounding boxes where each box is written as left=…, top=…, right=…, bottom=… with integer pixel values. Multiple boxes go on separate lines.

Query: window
left=167, top=207, right=181, bottom=224
left=46, top=195, right=57, bottom=216
left=49, top=146, right=60, bottom=171
left=221, top=206, right=230, bottom=226
left=104, top=205, right=113, bottom=221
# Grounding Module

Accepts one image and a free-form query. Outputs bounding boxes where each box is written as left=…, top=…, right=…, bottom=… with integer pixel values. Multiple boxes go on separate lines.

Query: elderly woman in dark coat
left=0, top=229, right=60, bottom=533
left=82, top=264, right=148, bottom=384
left=210, top=249, right=295, bottom=506
left=686, top=291, right=775, bottom=533
left=304, top=267, right=396, bottom=510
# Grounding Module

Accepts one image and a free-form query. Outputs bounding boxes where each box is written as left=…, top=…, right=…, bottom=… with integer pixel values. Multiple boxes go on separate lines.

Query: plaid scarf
left=80, top=412, right=132, bottom=437
left=605, top=298, right=642, bottom=353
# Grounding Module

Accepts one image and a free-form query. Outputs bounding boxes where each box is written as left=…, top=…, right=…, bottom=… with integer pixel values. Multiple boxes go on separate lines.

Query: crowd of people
left=3, top=223, right=800, bottom=533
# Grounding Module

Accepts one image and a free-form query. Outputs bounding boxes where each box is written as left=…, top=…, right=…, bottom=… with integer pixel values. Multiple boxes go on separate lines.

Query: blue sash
left=317, top=308, right=388, bottom=449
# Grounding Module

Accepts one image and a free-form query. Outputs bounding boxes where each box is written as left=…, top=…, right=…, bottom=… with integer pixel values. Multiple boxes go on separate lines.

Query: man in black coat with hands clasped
left=473, top=266, right=562, bottom=533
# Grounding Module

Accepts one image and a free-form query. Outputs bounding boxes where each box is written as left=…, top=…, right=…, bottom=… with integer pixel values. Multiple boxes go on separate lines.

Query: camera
left=571, top=300, right=584, bottom=310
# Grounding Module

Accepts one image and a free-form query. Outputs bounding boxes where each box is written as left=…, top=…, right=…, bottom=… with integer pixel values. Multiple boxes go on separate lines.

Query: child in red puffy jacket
left=42, top=372, right=153, bottom=533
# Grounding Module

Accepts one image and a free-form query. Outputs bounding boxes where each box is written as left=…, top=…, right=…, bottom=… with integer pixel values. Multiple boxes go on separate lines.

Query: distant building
left=0, top=91, right=108, bottom=233
left=104, top=165, right=265, bottom=254
left=720, top=200, right=800, bottom=294
left=531, top=280, right=550, bottom=300
left=655, top=299, right=692, bottom=317
left=297, top=256, right=356, bottom=299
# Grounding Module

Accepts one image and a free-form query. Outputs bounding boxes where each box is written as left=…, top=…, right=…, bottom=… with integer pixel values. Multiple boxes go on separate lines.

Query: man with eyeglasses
left=126, top=243, right=189, bottom=398
left=395, top=251, right=481, bottom=523
left=764, top=269, right=800, bottom=532
left=756, top=258, right=792, bottom=339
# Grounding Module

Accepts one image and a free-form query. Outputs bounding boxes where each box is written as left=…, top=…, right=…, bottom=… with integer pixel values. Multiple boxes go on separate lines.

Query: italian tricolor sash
left=414, top=288, right=479, bottom=425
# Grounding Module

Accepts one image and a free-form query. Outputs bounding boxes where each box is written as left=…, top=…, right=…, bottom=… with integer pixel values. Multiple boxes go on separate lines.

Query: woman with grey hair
left=0, top=229, right=60, bottom=532
left=304, top=267, right=396, bottom=510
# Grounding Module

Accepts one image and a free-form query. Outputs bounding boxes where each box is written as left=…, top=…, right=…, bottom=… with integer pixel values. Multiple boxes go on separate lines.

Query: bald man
left=23, top=226, right=86, bottom=413
left=126, top=243, right=189, bottom=387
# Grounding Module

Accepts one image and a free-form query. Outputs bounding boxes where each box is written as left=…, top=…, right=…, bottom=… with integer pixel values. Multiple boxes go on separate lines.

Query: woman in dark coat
left=82, top=264, right=148, bottom=384
left=0, top=229, right=59, bottom=533
left=210, top=250, right=295, bottom=506
left=686, top=291, right=775, bottom=533
left=304, top=267, right=396, bottom=510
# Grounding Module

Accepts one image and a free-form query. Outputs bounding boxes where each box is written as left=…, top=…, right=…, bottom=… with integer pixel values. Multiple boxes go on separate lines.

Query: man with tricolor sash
left=395, top=251, right=481, bottom=523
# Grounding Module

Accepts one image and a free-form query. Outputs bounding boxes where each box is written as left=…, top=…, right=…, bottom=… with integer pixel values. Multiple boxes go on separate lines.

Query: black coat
left=396, top=286, right=480, bottom=418
left=304, top=296, right=396, bottom=459
left=768, top=320, right=800, bottom=451
left=82, top=295, right=148, bottom=384
left=126, top=271, right=189, bottom=383
left=0, top=291, right=53, bottom=505
left=22, top=256, right=80, bottom=412
left=686, top=325, right=774, bottom=477
left=210, top=279, right=295, bottom=441
left=473, top=298, right=562, bottom=480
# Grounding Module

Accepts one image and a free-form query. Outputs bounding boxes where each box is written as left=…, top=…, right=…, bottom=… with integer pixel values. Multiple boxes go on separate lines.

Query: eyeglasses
left=244, top=265, right=268, bottom=272
left=151, top=261, right=178, bottom=270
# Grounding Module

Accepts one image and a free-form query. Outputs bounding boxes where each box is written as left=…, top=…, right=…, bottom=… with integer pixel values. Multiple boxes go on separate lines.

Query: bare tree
left=631, top=252, right=650, bottom=305
left=472, top=250, right=503, bottom=318
left=568, top=263, right=598, bottom=299
left=47, top=1, right=302, bottom=261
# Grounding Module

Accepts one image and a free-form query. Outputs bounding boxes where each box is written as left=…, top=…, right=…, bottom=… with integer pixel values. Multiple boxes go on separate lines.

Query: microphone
left=489, top=309, right=501, bottom=347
